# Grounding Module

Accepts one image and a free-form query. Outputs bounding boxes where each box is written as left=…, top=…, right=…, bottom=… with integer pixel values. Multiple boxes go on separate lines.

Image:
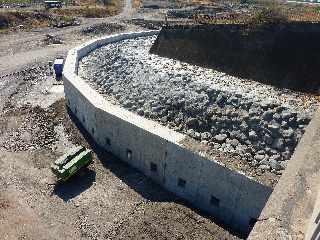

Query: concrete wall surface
left=249, top=109, right=320, bottom=240
left=305, top=190, right=320, bottom=240
left=63, top=31, right=273, bottom=235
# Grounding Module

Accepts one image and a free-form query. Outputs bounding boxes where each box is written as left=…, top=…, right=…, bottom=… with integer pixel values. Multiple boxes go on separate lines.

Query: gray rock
left=214, top=134, right=228, bottom=143
left=248, top=107, right=259, bottom=116
left=240, top=122, right=249, bottom=132
left=281, top=121, right=288, bottom=129
left=251, top=160, right=258, bottom=166
left=284, top=137, right=295, bottom=147
left=174, top=118, right=182, bottom=124
left=281, top=151, right=291, bottom=160
left=261, top=100, right=278, bottom=110
left=144, top=110, right=151, bottom=117
left=237, top=132, right=248, bottom=143
left=273, top=113, right=281, bottom=122
left=205, top=87, right=216, bottom=97
left=282, top=128, right=294, bottom=138
left=254, top=154, right=265, bottom=162
left=247, top=117, right=261, bottom=127
left=242, top=112, right=250, bottom=121
left=280, top=160, right=289, bottom=169
left=229, top=139, right=240, bottom=147
left=123, top=101, right=133, bottom=108
left=201, top=132, right=212, bottom=141
left=262, top=133, right=273, bottom=145
left=272, top=138, right=285, bottom=151
left=227, top=96, right=240, bottom=107
left=269, top=154, right=281, bottom=161
left=194, top=131, right=201, bottom=140
left=297, top=115, right=311, bottom=125
left=281, top=110, right=297, bottom=120
left=186, top=118, right=199, bottom=128
left=275, top=106, right=287, bottom=113
left=210, top=126, right=218, bottom=135
left=258, top=164, right=271, bottom=171
left=248, top=130, right=258, bottom=141
left=245, top=152, right=253, bottom=161
left=137, top=108, right=144, bottom=116
left=187, top=129, right=196, bottom=138
left=229, top=130, right=238, bottom=139
left=213, top=143, right=221, bottom=150
left=268, top=124, right=280, bottom=132
left=201, top=140, right=209, bottom=145
left=269, top=159, right=283, bottom=171
left=216, top=93, right=226, bottom=106
left=262, top=110, right=274, bottom=121
left=259, top=158, right=269, bottom=165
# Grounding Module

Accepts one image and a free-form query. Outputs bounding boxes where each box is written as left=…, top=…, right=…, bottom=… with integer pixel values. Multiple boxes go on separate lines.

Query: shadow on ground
left=53, top=168, right=96, bottom=201
left=63, top=106, right=246, bottom=239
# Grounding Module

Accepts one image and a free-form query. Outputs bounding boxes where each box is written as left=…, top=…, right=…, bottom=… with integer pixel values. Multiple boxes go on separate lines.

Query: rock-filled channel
left=78, top=35, right=318, bottom=175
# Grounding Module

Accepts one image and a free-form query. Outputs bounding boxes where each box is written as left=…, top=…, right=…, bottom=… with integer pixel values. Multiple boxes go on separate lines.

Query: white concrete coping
left=63, top=30, right=187, bottom=144
left=63, top=30, right=274, bottom=235
left=62, top=30, right=276, bottom=185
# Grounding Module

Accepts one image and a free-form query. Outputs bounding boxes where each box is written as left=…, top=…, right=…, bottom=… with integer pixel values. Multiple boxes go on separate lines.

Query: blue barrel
left=54, top=58, right=64, bottom=80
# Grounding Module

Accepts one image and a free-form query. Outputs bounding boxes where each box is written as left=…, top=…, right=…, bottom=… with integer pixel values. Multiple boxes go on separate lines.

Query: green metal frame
left=51, top=146, right=93, bottom=181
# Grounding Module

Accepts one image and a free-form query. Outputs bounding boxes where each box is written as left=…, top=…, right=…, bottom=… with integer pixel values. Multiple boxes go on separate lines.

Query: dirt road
left=0, top=1, right=242, bottom=239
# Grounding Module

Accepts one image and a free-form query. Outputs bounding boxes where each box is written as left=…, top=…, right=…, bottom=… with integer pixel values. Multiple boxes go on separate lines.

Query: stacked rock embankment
left=79, top=36, right=318, bottom=175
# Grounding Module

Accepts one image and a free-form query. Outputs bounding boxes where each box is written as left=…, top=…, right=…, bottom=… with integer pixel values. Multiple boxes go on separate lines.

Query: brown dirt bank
left=150, top=23, right=320, bottom=94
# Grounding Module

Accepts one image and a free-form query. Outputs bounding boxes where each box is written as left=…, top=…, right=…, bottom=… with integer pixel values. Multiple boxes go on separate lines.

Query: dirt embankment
left=0, top=0, right=122, bottom=31
left=150, top=23, right=320, bottom=93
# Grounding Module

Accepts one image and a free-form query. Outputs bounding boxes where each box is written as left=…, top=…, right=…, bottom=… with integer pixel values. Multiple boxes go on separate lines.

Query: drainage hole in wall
left=92, top=128, right=95, bottom=135
left=127, top=149, right=132, bottom=160
left=210, top=195, right=220, bottom=207
left=105, top=137, right=111, bottom=146
left=150, top=162, right=157, bottom=172
left=82, top=116, right=86, bottom=123
left=315, top=211, right=320, bottom=224
left=177, top=178, right=186, bottom=188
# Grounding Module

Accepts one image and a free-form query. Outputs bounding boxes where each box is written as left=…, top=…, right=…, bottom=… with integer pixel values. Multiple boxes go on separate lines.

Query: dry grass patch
left=193, top=1, right=320, bottom=25
left=0, top=9, right=80, bottom=31
left=132, top=0, right=142, bottom=9
left=0, top=0, right=121, bottom=31
left=0, top=11, right=50, bottom=30
left=52, top=0, right=121, bottom=18
left=52, top=5, right=119, bottom=18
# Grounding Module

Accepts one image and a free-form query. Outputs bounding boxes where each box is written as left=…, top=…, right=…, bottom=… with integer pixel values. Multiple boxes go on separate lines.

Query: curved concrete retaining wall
left=63, top=31, right=272, bottom=235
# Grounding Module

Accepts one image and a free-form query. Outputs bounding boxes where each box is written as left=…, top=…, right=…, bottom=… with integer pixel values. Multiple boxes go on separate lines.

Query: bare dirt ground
left=0, top=0, right=243, bottom=239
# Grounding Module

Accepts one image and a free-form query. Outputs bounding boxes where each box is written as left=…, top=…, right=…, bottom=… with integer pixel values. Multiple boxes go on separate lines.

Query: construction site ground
left=0, top=0, right=244, bottom=239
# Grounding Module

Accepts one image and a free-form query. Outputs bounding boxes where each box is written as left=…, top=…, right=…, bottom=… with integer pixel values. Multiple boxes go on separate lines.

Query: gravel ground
left=81, top=22, right=127, bottom=36
left=79, top=35, right=319, bottom=176
left=2, top=0, right=318, bottom=239
left=0, top=65, right=242, bottom=240
left=0, top=1, right=248, bottom=238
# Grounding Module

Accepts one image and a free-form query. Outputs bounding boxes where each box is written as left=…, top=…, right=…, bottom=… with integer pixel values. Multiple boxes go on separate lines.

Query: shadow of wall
left=150, top=23, right=320, bottom=94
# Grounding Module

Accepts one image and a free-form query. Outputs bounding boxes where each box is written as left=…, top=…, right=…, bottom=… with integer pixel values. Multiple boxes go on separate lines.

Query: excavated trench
left=78, top=35, right=318, bottom=179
